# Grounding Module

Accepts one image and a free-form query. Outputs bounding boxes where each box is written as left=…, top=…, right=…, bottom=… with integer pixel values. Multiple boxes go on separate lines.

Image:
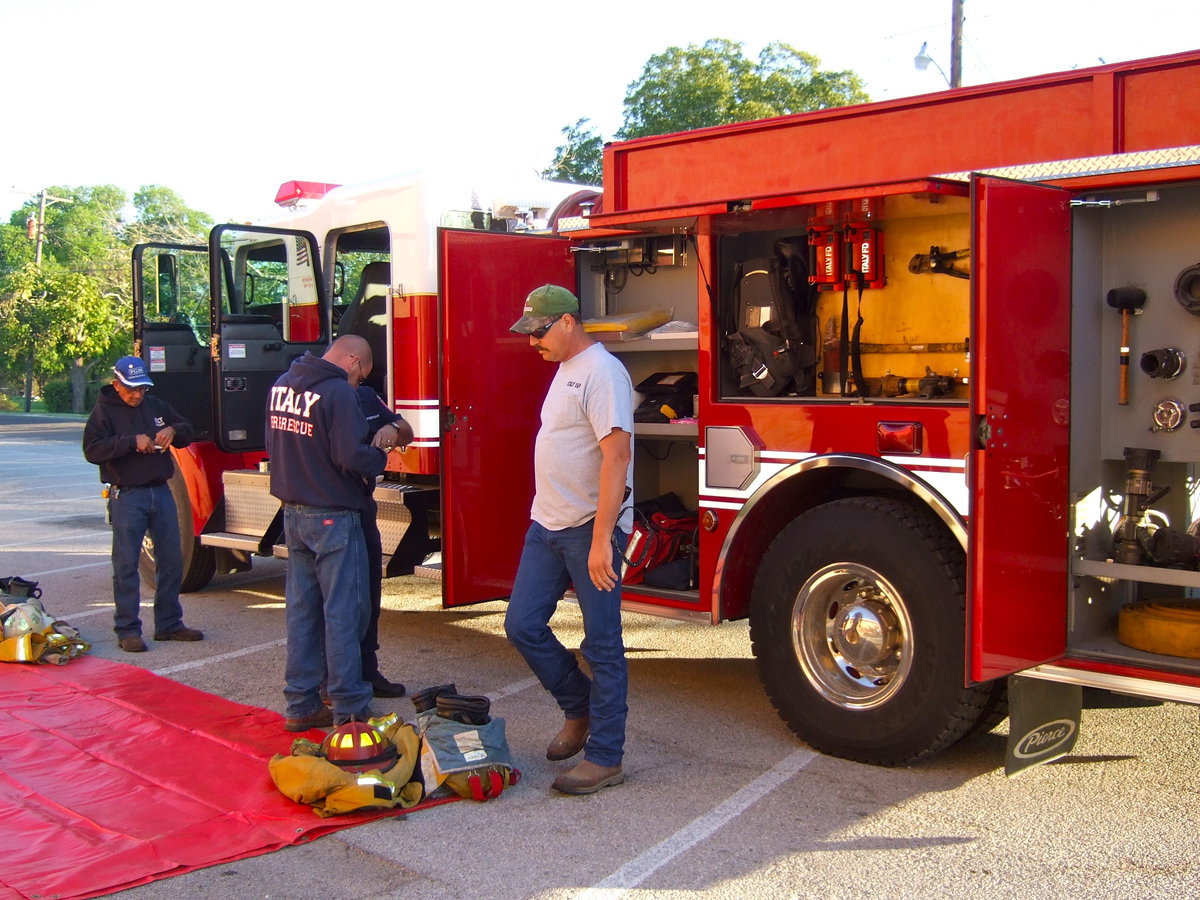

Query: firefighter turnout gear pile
left=0, top=578, right=89, bottom=665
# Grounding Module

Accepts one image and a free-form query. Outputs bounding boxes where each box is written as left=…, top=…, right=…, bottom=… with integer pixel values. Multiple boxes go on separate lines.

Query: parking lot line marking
left=486, top=676, right=540, bottom=702
left=152, top=639, right=287, bottom=676
left=0, top=495, right=104, bottom=507
left=20, top=561, right=110, bottom=577
left=580, top=747, right=816, bottom=897
left=1, top=512, right=105, bottom=524
left=0, top=530, right=110, bottom=549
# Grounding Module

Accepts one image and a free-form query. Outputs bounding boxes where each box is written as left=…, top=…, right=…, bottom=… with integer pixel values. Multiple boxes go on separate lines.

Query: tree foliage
left=0, top=185, right=212, bottom=411
left=542, top=118, right=605, bottom=185
left=546, top=39, right=869, bottom=177
left=619, top=39, right=868, bottom=139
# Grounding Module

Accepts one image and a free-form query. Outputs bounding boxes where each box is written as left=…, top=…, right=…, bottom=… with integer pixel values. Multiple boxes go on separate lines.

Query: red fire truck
left=134, top=50, right=1200, bottom=768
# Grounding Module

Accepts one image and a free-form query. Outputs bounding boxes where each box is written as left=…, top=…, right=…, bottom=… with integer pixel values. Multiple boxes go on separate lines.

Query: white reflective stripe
left=393, top=405, right=442, bottom=440
left=698, top=459, right=790, bottom=500
left=697, top=455, right=968, bottom=514
left=699, top=499, right=744, bottom=511
left=883, top=455, right=965, bottom=469
left=914, top=469, right=969, bottom=516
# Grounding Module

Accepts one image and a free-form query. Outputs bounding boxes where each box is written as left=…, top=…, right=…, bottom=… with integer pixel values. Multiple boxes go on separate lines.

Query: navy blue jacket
left=266, top=353, right=386, bottom=513
left=356, top=386, right=402, bottom=437
left=83, top=385, right=194, bottom=487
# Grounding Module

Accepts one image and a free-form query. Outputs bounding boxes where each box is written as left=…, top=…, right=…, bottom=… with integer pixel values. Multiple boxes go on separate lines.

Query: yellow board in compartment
left=815, top=201, right=971, bottom=398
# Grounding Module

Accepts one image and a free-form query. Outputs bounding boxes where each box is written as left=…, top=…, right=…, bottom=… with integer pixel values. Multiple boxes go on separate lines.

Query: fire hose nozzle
left=1139, top=347, right=1186, bottom=380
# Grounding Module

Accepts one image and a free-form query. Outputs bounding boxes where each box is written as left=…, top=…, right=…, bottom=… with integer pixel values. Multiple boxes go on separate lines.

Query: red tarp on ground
left=0, top=656, right=444, bottom=900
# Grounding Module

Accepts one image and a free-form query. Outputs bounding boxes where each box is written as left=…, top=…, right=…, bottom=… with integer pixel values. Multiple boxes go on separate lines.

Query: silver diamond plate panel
left=938, top=145, right=1200, bottom=183
left=223, top=470, right=282, bottom=534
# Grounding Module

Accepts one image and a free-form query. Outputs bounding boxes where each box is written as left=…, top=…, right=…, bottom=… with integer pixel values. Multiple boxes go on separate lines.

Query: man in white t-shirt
left=505, top=284, right=634, bottom=794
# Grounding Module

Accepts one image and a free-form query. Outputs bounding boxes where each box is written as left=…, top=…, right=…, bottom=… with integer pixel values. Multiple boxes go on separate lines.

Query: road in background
left=2, top=413, right=1198, bottom=899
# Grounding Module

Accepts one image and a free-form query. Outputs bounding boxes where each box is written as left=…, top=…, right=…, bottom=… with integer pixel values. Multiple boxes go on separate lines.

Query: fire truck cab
left=135, top=49, right=1200, bottom=767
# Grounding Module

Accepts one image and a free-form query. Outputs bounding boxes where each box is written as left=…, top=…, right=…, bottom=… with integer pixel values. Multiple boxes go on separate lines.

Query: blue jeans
left=110, top=483, right=184, bottom=638
left=505, top=520, right=629, bottom=768
left=283, top=506, right=373, bottom=720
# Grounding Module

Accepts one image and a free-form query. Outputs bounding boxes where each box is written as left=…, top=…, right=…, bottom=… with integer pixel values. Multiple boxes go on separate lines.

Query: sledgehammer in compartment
left=1107, top=286, right=1147, bottom=405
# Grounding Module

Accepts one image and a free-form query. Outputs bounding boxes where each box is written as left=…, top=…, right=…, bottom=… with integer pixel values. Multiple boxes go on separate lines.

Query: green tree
left=0, top=264, right=120, bottom=412
left=129, top=185, right=213, bottom=245
left=542, top=118, right=605, bottom=185
left=619, top=39, right=868, bottom=139
left=545, top=39, right=869, bottom=176
left=0, top=184, right=212, bottom=412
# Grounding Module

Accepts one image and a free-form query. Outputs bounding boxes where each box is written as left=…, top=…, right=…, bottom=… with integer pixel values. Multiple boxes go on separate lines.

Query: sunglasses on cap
left=529, top=315, right=565, bottom=339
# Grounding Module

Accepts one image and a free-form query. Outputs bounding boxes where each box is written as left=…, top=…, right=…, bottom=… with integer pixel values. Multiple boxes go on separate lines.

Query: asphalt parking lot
left=4, top=413, right=1200, bottom=900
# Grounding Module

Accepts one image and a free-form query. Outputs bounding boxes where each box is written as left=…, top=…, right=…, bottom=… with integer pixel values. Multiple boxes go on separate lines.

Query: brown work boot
left=551, top=759, right=624, bottom=795
left=546, top=715, right=589, bottom=761
left=153, top=626, right=204, bottom=641
left=118, top=635, right=147, bottom=653
left=285, top=707, right=334, bottom=732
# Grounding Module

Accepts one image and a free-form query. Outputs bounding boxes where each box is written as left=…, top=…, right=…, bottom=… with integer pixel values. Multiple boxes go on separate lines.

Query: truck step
left=201, top=531, right=266, bottom=552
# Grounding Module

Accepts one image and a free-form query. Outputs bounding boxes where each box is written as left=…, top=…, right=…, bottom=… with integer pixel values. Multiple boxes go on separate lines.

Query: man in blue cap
left=83, top=356, right=203, bottom=652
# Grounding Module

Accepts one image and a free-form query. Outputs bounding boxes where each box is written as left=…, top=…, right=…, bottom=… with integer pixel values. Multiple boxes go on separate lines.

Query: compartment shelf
left=634, top=422, right=698, bottom=439
left=1073, top=557, right=1200, bottom=589
left=602, top=336, right=698, bottom=353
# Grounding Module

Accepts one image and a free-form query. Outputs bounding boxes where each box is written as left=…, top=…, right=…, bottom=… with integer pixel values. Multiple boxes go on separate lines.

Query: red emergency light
left=274, top=181, right=341, bottom=207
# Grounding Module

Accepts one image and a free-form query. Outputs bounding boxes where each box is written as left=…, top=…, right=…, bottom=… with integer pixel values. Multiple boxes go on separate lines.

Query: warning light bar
left=274, top=181, right=341, bottom=207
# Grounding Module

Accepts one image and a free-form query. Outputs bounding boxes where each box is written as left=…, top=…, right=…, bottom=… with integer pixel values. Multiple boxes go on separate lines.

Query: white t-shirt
left=531, top=342, right=634, bottom=533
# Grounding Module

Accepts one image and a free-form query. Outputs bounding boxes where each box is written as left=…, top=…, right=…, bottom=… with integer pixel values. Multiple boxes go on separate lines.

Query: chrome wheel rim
left=790, top=563, right=913, bottom=709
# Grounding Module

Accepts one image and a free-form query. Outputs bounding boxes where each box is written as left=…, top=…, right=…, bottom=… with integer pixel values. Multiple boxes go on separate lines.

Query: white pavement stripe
left=152, top=638, right=287, bottom=676
left=0, top=531, right=110, bottom=549
left=0, top=513, right=105, bottom=525
left=0, top=480, right=99, bottom=489
left=59, top=605, right=115, bottom=620
left=579, top=748, right=816, bottom=898
left=0, top=495, right=104, bottom=506
left=21, top=561, right=111, bottom=577
left=486, top=676, right=540, bottom=702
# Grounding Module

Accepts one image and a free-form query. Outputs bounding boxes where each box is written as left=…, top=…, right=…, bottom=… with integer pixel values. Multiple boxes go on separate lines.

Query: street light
left=914, top=41, right=951, bottom=87
left=914, top=0, right=964, bottom=88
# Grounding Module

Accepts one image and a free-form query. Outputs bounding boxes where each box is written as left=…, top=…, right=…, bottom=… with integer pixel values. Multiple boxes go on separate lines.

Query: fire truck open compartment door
left=133, top=242, right=213, bottom=442
left=968, top=175, right=1072, bottom=682
left=438, top=229, right=575, bottom=607
left=209, top=225, right=328, bottom=454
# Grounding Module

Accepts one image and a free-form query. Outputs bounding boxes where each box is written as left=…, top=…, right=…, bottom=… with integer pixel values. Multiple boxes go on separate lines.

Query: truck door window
left=215, top=229, right=323, bottom=343
left=137, top=245, right=211, bottom=345
left=329, top=224, right=389, bottom=330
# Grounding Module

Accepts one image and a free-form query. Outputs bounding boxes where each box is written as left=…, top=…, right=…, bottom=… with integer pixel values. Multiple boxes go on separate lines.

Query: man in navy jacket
left=83, top=356, right=203, bottom=653
left=267, top=335, right=387, bottom=731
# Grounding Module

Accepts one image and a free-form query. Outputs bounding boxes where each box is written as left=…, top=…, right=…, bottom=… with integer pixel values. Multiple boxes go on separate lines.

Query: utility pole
left=950, top=0, right=964, bottom=89
left=25, top=188, right=73, bottom=266
left=20, top=188, right=73, bottom=411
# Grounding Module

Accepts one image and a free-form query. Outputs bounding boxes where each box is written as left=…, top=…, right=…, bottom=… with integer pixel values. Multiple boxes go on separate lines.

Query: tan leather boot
left=546, top=715, right=589, bottom=761
left=551, top=759, right=624, bottom=794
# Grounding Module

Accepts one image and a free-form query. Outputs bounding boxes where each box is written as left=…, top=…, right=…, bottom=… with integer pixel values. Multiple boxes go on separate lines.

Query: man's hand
left=153, top=426, right=176, bottom=450
left=135, top=434, right=157, bottom=454
left=371, top=420, right=413, bottom=451
left=588, top=536, right=619, bottom=592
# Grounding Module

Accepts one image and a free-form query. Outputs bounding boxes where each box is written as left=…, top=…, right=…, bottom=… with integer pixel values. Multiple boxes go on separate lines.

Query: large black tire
left=138, top=461, right=216, bottom=593
left=750, top=496, right=989, bottom=766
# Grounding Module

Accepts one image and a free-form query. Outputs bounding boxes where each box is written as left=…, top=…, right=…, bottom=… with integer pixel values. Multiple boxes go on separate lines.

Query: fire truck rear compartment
left=1069, top=180, right=1200, bottom=676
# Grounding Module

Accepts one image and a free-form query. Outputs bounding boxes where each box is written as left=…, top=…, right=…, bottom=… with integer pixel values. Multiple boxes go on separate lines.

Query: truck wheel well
left=719, top=462, right=962, bottom=622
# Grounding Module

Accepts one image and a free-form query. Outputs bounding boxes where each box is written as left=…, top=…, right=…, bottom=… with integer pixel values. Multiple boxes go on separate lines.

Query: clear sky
left=2, top=0, right=1196, bottom=224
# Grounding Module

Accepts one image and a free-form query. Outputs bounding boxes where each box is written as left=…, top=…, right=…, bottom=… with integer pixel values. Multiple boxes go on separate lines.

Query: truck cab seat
left=336, top=261, right=391, bottom=393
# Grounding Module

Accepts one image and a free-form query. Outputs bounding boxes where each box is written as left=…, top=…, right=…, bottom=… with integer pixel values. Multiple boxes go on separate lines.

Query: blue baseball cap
left=113, top=356, right=154, bottom=388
